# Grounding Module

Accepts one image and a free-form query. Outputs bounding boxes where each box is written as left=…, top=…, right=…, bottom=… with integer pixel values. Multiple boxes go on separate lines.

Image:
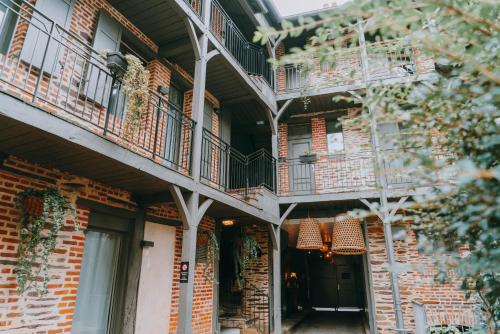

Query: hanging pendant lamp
left=296, top=218, right=323, bottom=250
left=331, top=214, right=367, bottom=255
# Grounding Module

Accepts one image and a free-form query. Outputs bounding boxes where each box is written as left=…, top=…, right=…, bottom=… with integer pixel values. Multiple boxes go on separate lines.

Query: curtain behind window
left=72, top=230, right=122, bottom=334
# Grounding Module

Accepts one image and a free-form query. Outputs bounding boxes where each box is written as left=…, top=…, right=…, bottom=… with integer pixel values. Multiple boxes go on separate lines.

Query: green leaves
left=261, top=0, right=499, bottom=330
left=15, top=188, right=77, bottom=296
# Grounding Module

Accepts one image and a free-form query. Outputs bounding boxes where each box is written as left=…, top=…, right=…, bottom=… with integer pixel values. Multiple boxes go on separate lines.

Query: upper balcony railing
left=209, top=0, right=274, bottom=88
left=201, top=129, right=276, bottom=201
left=0, top=0, right=195, bottom=175
left=279, top=40, right=434, bottom=94
left=278, top=149, right=451, bottom=197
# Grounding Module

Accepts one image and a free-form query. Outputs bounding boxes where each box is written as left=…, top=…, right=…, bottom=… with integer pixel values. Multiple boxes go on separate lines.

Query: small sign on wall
left=180, top=261, right=189, bottom=283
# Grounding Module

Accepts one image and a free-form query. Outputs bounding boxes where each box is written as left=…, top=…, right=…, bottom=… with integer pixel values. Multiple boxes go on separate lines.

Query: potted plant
left=299, top=151, right=317, bottom=163
left=105, top=51, right=128, bottom=79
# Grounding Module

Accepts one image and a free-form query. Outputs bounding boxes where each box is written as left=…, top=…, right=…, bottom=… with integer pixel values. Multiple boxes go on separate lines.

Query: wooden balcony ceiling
left=108, top=0, right=196, bottom=74
left=0, top=104, right=191, bottom=197
left=279, top=94, right=356, bottom=118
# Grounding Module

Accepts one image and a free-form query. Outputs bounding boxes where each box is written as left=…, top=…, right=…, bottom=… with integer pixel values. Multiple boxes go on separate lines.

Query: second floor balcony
left=0, top=0, right=196, bottom=176
left=277, top=40, right=435, bottom=98
left=278, top=148, right=450, bottom=201
left=201, top=129, right=277, bottom=203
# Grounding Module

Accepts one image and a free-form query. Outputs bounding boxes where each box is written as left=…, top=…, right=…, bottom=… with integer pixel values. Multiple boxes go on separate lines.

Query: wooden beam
left=206, top=49, right=220, bottom=62
left=276, top=98, right=294, bottom=121
left=184, top=18, right=201, bottom=60
left=389, top=196, right=409, bottom=219
left=280, top=202, right=297, bottom=225
left=196, top=198, right=214, bottom=223
left=169, top=185, right=192, bottom=228
left=122, top=206, right=146, bottom=334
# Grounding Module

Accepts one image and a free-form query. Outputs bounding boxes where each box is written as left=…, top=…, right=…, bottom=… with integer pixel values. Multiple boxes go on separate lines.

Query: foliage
left=16, top=188, right=77, bottom=296
left=200, top=229, right=219, bottom=281
left=254, top=0, right=499, bottom=332
left=122, top=54, right=150, bottom=139
left=233, top=232, right=261, bottom=290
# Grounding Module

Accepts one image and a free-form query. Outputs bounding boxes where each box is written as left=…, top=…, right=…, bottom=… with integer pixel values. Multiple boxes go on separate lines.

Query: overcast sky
left=273, top=0, right=350, bottom=17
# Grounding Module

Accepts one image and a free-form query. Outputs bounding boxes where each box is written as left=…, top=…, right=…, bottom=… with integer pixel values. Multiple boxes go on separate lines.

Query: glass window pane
left=72, top=230, right=122, bottom=334
left=326, top=119, right=344, bottom=154
left=327, top=132, right=344, bottom=154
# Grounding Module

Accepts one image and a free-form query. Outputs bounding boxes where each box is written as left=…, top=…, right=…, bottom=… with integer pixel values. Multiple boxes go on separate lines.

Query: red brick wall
left=278, top=108, right=376, bottom=195
left=0, top=155, right=215, bottom=333
left=242, top=224, right=271, bottom=333
left=0, top=0, right=220, bottom=178
left=366, top=217, right=471, bottom=333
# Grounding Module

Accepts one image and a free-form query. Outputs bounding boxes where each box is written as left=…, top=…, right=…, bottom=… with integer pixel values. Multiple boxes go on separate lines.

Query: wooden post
left=122, top=205, right=146, bottom=334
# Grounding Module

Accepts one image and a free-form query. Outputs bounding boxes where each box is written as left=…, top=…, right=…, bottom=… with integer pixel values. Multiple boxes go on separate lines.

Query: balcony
left=201, top=129, right=277, bottom=205
left=278, top=40, right=435, bottom=97
left=209, top=0, right=274, bottom=88
left=0, top=0, right=195, bottom=177
left=278, top=149, right=451, bottom=201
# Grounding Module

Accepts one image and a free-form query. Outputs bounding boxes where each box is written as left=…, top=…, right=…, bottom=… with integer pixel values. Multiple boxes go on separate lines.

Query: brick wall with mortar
left=0, top=0, right=220, bottom=177
left=0, top=155, right=216, bottom=333
left=278, top=107, right=377, bottom=195
left=365, top=216, right=472, bottom=333
left=242, top=224, right=271, bottom=333
left=276, top=40, right=434, bottom=94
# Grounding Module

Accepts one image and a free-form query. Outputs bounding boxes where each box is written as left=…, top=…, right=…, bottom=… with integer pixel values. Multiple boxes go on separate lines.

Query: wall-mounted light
left=222, top=219, right=235, bottom=226
left=256, top=120, right=264, bottom=125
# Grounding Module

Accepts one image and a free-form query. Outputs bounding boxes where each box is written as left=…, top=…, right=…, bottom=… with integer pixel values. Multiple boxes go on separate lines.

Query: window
left=169, top=85, right=183, bottom=110
left=326, top=117, right=344, bottom=155
left=378, top=122, right=400, bottom=150
left=72, top=212, right=130, bottom=334
left=20, top=0, right=75, bottom=72
left=0, top=1, right=18, bottom=54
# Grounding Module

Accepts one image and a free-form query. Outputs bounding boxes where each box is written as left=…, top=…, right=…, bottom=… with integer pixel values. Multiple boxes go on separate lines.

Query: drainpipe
left=357, top=21, right=406, bottom=333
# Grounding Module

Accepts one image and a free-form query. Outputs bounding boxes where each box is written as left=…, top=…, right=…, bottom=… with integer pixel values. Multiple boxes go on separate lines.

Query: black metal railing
left=0, top=0, right=195, bottom=175
left=280, top=40, right=427, bottom=93
left=278, top=152, right=377, bottom=196
left=278, top=149, right=452, bottom=196
left=242, top=280, right=270, bottom=334
left=201, top=129, right=276, bottom=199
left=210, top=0, right=274, bottom=88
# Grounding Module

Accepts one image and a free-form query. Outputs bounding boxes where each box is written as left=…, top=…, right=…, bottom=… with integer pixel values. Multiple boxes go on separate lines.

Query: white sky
left=272, top=0, right=350, bottom=17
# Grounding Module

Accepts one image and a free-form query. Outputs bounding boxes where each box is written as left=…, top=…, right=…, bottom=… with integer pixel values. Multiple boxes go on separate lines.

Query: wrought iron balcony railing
left=279, top=40, right=434, bottom=93
left=0, top=0, right=195, bottom=175
left=210, top=0, right=274, bottom=88
left=278, top=149, right=451, bottom=197
left=201, top=129, right=276, bottom=200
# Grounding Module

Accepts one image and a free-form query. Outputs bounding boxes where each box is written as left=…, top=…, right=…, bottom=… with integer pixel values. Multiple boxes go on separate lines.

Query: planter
left=106, top=52, right=128, bottom=79
left=299, top=153, right=317, bottom=164
left=22, top=195, right=43, bottom=218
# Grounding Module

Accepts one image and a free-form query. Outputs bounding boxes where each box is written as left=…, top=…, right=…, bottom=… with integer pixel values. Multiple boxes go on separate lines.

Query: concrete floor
left=292, top=311, right=366, bottom=334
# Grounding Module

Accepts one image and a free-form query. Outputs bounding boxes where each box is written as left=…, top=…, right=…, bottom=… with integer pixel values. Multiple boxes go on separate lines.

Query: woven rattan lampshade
left=331, top=214, right=367, bottom=255
left=296, top=218, right=323, bottom=250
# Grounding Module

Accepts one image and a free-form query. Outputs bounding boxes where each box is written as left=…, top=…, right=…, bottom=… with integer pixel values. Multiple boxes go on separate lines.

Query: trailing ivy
left=16, top=188, right=77, bottom=296
left=201, top=229, right=219, bottom=281
left=122, top=54, right=150, bottom=139
left=234, top=232, right=261, bottom=290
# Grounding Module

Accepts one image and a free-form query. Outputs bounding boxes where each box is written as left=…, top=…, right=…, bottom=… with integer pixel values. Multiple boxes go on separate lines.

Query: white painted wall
left=135, top=222, right=176, bottom=334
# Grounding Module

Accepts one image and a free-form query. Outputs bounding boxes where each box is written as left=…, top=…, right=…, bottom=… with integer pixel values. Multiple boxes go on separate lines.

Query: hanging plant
left=200, top=230, right=219, bottom=281
left=121, top=54, right=150, bottom=139
left=233, top=232, right=261, bottom=290
left=15, top=188, right=77, bottom=296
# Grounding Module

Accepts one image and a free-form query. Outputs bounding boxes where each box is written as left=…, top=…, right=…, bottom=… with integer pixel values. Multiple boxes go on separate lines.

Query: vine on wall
left=15, top=188, right=77, bottom=296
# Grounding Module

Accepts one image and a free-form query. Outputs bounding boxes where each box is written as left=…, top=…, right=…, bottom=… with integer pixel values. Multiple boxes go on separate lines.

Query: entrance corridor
left=292, top=311, right=366, bottom=334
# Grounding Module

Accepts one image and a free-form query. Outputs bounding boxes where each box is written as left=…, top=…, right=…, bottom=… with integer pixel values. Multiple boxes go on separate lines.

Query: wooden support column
left=269, top=224, right=281, bottom=334
left=170, top=185, right=213, bottom=334
left=122, top=205, right=146, bottom=334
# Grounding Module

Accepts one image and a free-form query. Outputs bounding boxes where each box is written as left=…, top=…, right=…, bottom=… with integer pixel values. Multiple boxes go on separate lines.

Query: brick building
left=0, top=0, right=473, bottom=334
